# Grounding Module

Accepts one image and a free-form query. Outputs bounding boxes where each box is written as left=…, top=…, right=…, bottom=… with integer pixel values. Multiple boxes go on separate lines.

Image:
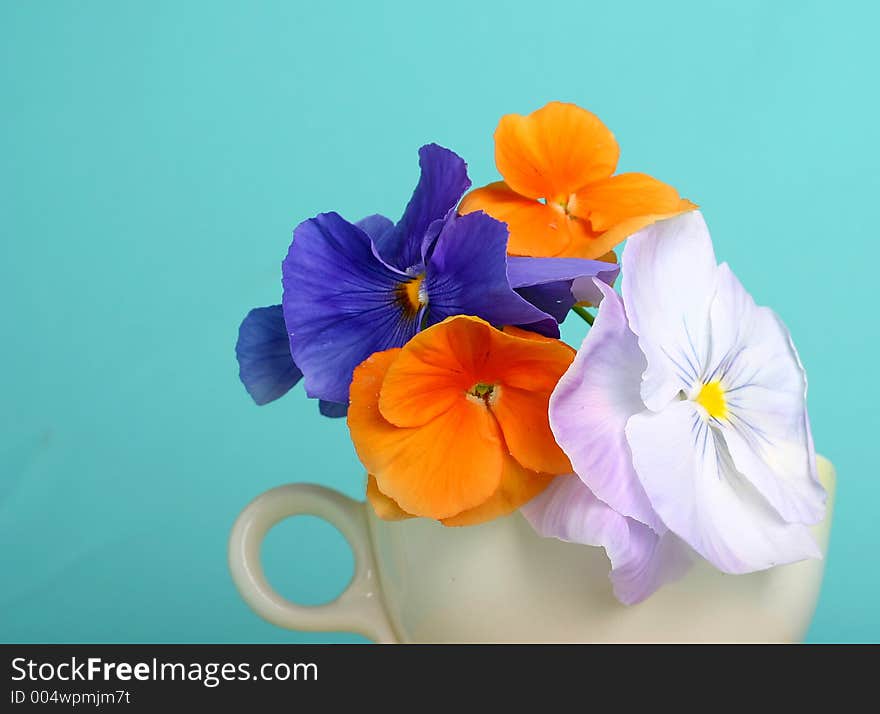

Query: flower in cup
left=237, top=143, right=617, bottom=413
left=459, top=101, right=695, bottom=260
left=348, top=315, right=574, bottom=526
left=523, top=211, right=826, bottom=603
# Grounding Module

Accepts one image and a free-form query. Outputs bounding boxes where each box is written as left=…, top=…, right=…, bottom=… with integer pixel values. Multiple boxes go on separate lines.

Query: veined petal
left=459, top=181, right=598, bottom=258
left=386, top=144, right=471, bottom=271
left=494, top=102, right=619, bottom=200
left=549, top=281, right=664, bottom=532
left=621, top=211, right=718, bottom=411
left=521, top=475, right=690, bottom=604
left=348, top=348, right=505, bottom=520
left=708, top=263, right=825, bottom=524
left=442, top=455, right=556, bottom=527
left=282, top=212, right=419, bottom=405
left=235, top=305, right=303, bottom=406
left=625, top=401, right=822, bottom=574
left=423, top=211, right=560, bottom=337
left=571, top=172, right=692, bottom=232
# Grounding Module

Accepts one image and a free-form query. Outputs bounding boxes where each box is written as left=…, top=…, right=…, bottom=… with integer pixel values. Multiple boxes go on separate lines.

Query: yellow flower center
left=397, top=274, right=426, bottom=318
left=695, top=381, right=728, bottom=420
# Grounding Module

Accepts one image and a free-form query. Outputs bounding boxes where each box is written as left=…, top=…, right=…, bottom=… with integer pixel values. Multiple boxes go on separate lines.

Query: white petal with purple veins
left=625, top=401, right=821, bottom=574
left=621, top=212, right=718, bottom=412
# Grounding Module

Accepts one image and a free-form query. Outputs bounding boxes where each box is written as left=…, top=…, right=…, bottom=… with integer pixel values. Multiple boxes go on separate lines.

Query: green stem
left=571, top=305, right=594, bottom=326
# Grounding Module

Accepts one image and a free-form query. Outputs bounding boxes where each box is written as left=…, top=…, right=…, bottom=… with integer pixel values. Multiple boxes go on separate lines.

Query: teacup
left=228, top=456, right=835, bottom=643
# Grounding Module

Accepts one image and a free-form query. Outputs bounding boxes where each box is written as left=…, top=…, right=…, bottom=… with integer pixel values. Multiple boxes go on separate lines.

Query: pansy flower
left=348, top=316, right=575, bottom=526
left=523, top=211, right=826, bottom=603
left=459, top=101, right=696, bottom=260
left=237, top=144, right=617, bottom=412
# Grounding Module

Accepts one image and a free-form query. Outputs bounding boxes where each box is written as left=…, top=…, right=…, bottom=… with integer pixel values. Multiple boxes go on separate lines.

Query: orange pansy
left=348, top=316, right=574, bottom=526
left=459, top=101, right=696, bottom=259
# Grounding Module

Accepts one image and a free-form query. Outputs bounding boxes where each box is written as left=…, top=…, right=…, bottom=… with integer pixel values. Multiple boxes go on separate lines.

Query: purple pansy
left=237, top=143, right=617, bottom=412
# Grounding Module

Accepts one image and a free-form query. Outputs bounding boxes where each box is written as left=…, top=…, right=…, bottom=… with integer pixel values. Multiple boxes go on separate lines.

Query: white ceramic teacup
left=228, top=456, right=835, bottom=643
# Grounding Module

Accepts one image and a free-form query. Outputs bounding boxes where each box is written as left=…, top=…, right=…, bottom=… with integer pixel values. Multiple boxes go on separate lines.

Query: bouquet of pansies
left=236, top=102, right=826, bottom=605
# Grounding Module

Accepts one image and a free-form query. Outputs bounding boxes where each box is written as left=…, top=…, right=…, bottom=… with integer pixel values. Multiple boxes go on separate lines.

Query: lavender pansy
left=524, top=210, right=826, bottom=603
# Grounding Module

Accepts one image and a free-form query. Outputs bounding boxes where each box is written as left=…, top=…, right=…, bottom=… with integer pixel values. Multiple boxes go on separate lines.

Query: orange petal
left=494, top=102, right=619, bottom=200
left=459, top=181, right=596, bottom=258
left=442, top=455, right=557, bottom=527
left=378, top=316, right=491, bottom=428
left=490, top=385, right=572, bottom=475
left=348, top=347, right=505, bottom=520
left=552, top=198, right=698, bottom=259
left=571, top=172, right=692, bottom=232
left=366, top=475, right=413, bottom=521
left=482, top=326, right=575, bottom=393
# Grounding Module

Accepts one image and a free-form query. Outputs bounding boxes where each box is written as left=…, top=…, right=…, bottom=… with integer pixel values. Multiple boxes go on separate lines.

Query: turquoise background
left=1, top=0, right=877, bottom=643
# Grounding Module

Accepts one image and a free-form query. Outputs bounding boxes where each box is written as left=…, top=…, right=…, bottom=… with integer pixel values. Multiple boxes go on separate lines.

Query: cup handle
left=228, top=483, right=397, bottom=643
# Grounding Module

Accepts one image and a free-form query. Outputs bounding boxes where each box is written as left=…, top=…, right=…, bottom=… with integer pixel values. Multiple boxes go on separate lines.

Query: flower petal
left=318, top=400, right=348, bottom=418
left=491, top=385, right=571, bottom=474
left=235, top=305, right=303, bottom=406
left=549, top=281, right=664, bottom=532
left=366, top=474, right=414, bottom=521
left=377, top=316, right=485, bottom=429
left=459, top=181, right=597, bottom=258
left=494, top=101, right=619, bottom=200
left=571, top=172, right=692, bottom=233
left=521, top=474, right=690, bottom=604
left=282, top=212, right=419, bottom=405
left=423, top=211, right=561, bottom=337
left=708, top=263, right=826, bottom=524
left=442, top=454, right=556, bottom=527
left=506, top=255, right=619, bottom=319
left=621, top=211, right=718, bottom=411
left=348, top=347, right=505, bottom=520
left=625, top=401, right=822, bottom=574
left=385, top=144, right=471, bottom=271
left=355, top=213, right=394, bottom=252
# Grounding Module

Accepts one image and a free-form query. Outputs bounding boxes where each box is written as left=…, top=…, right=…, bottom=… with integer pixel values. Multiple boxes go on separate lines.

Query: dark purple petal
left=355, top=213, right=394, bottom=250
left=422, top=212, right=560, bottom=337
left=282, top=212, right=419, bottom=405
left=319, top=400, right=348, bottom=418
left=235, top=305, right=303, bottom=405
left=514, top=282, right=575, bottom=323
left=507, top=256, right=620, bottom=310
left=384, top=144, right=471, bottom=271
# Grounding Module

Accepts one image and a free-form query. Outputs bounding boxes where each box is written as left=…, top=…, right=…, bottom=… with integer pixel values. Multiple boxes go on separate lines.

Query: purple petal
left=384, top=144, right=471, bottom=271
left=423, top=212, right=560, bottom=337
left=235, top=305, right=303, bottom=406
left=514, top=282, right=575, bottom=323
left=549, top=281, right=663, bottom=532
left=355, top=214, right=395, bottom=252
left=319, top=400, right=348, bottom=418
left=521, top=475, right=691, bottom=605
left=507, top=256, right=620, bottom=321
left=282, top=212, right=420, bottom=405
left=506, top=256, right=619, bottom=290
